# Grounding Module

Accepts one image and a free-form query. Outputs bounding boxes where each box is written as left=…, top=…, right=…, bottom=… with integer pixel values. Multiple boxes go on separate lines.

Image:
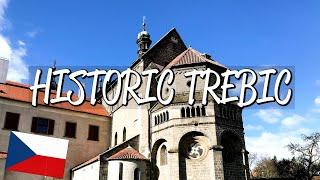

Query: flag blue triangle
left=5, top=132, right=36, bottom=169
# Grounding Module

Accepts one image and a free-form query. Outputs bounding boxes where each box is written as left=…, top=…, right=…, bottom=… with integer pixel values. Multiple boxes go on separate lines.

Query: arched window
left=186, top=107, right=191, bottom=118
left=191, top=107, right=195, bottom=117
left=114, top=132, right=118, bottom=146
left=163, top=112, right=166, bottom=122
left=166, top=111, right=169, bottom=121
left=119, top=162, right=123, bottom=180
left=201, top=106, right=206, bottom=116
left=160, top=145, right=168, bottom=165
left=155, top=116, right=157, bottom=125
left=134, top=168, right=141, bottom=180
left=157, top=115, right=160, bottom=124
left=196, top=106, right=201, bottom=117
left=160, top=114, right=163, bottom=123
left=181, top=107, right=185, bottom=118
left=123, top=127, right=126, bottom=142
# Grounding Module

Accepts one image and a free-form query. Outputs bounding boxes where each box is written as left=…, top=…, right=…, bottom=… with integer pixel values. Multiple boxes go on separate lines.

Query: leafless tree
left=248, top=153, right=258, bottom=177
left=288, top=132, right=320, bottom=180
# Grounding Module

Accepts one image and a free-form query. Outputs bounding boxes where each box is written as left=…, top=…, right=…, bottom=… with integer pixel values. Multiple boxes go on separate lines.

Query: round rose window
left=187, top=142, right=205, bottom=159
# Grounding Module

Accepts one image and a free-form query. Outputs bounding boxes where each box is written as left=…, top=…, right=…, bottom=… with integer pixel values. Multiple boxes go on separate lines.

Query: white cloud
left=0, top=0, right=29, bottom=82
left=255, top=109, right=283, bottom=124
left=26, top=30, right=38, bottom=38
left=0, top=0, right=8, bottom=29
left=245, top=124, right=263, bottom=131
left=246, top=128, right=310, bottom=159
left=6, top=42, right=29, bottom=82
left=315, top=96, right=320, bottom=106
left=0, top=34, right=11, bottom=58
left=281, top=114, right=305, bottom=127
left=18, top=40, right=25, bottom=46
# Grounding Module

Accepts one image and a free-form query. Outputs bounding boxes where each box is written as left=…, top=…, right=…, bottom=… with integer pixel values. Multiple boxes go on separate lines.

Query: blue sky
left=0, top=0, right=319, bottom=159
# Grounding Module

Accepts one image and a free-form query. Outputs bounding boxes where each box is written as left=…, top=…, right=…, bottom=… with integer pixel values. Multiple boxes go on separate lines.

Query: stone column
left=212, top=145, right=224, bottom=180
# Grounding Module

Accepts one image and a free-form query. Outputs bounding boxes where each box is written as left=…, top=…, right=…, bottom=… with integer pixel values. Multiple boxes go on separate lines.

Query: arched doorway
left=220, top=131, right=244, bottom=178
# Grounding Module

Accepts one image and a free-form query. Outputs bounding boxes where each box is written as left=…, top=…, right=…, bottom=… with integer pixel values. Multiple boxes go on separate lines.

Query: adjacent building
left=0, top=81, right=111, bottom=180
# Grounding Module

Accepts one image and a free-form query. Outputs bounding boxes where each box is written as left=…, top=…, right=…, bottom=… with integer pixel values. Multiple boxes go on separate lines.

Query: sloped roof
left=0, top=81, right=109, bottom=117
left=107, top=146, right=147, bottom=161
left=131, top=28, right=187, bottom=68
left=163, top=47, right=226, bottom=71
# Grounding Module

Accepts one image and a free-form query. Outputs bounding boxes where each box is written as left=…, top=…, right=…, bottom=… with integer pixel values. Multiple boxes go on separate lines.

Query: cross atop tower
left=142, top=16, right=146, bottom=31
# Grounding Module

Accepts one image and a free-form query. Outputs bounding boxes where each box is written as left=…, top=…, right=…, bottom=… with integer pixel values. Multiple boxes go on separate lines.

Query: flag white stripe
left=13, top=131, right=69, bottom=159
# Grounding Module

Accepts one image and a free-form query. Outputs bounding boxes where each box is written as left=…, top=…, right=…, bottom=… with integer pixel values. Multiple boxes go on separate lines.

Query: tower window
left=134, top=168, right=141, bottom=180
left=163, top=112, right=166, bottom=121
left=119, top=162, right=123, bottom=180
left=160, top=145, right=168, bottom=165
left=191, top=107, right=195, bottom=117
left=186, top=80, right=191, bottom=87
left=166, top=111, right=169, bottom=121
left=186, top=107, right=190, bottom=118
left=155, top=116, right=158, bottom=125
left=123, top=127, right=126, bottom=142
left=3, top=112, right=20, bottom=131
left=114, top=132, right=118, bottom=146
left=64, top=122, right=76, bottom=138
left=31, top=117, right=54, bottom=135
left=196, top=106, right=201, bottom=117
left=181, top=108, right=185, bottom=118
left=88, top=125, right=99, bottom=141
left=201, top=106, right=206, bottom=116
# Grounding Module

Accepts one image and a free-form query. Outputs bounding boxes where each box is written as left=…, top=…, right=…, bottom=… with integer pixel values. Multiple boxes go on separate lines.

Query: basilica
left=0, top=22, right=249, bottom=180
left=71, top=22, right=250, bottom=180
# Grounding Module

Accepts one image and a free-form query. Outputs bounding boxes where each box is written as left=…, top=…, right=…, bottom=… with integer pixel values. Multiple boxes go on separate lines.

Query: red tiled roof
left=0, top=151, right=7, bottom=159
left=107, top=146, right=147, bottom=161
left=0, top=81, right=109, bottom=117
left=163, top=47, right=226, bottom=71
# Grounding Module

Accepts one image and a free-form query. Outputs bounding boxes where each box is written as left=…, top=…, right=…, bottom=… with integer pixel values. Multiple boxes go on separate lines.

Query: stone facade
left=93, top=27, right=250, bottom=180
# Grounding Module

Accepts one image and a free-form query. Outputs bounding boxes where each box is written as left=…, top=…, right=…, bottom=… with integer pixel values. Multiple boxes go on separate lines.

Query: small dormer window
left=187, top=80, right=191, bottom=87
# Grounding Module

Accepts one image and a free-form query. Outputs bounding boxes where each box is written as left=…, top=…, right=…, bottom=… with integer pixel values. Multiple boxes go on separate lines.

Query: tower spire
left=137, top=16, right=152, bottom=57
left=142, top=16, right=146, bottom=31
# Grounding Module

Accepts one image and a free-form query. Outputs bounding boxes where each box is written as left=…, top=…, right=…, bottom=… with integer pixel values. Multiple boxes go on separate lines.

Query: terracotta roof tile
left=163, top=47, right=226, bottom=71
left=107, top=146, right=147, bottom=161
left=0, top=81, right=109, bottom=117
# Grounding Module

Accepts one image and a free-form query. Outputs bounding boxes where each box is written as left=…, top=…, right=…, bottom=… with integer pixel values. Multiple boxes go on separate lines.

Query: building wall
left=0, top=99, right=111, bottom=180
left=72, top=161, right=100, bottom=180
left=107, top=160, right=148, bottom=180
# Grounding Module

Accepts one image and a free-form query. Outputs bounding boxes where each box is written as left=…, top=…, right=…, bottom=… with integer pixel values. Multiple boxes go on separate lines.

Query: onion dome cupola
left=136, top=17, right=152, bottom=57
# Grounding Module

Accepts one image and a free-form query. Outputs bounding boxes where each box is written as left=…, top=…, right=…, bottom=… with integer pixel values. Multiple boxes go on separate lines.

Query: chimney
left=0, top=57, right=9, bottom=83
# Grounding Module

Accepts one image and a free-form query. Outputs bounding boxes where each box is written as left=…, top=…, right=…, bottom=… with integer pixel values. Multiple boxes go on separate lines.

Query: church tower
left=136, top=17, right=152, bottom=57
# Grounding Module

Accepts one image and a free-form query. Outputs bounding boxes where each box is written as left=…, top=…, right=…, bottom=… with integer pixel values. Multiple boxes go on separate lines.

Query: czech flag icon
left=5, top=131, right=69, bottom=178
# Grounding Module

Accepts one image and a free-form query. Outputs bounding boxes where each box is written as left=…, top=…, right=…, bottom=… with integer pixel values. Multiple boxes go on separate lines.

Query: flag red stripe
left=6, top=155, right=66, bottom=178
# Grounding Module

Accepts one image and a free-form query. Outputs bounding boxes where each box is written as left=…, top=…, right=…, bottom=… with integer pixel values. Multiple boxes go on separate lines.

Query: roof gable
left=132, top=28, right=187, bottom=69
left=107, top=146, right=147, bottom=161
left=163, top=47, right=226, bottom=71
